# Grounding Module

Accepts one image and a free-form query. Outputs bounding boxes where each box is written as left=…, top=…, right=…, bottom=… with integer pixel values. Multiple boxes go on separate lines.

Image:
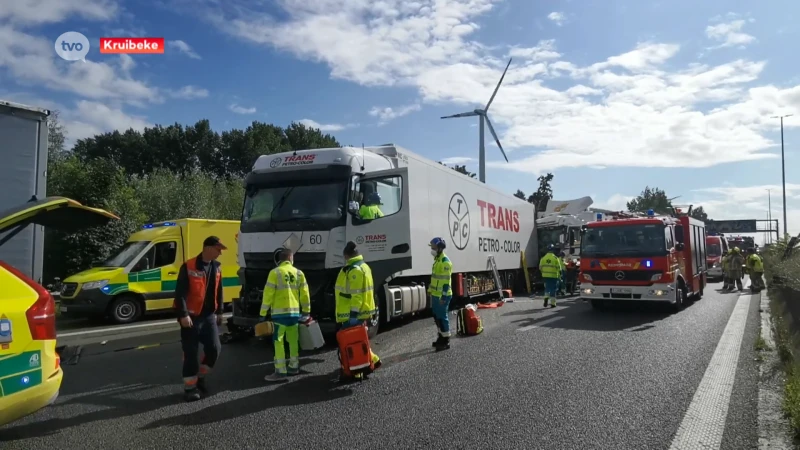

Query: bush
left=44, top=159, right=245, bottom=284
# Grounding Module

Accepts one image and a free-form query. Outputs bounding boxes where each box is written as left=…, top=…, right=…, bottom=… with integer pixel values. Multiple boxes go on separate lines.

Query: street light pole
left=771, top=114, right=792, bottom=239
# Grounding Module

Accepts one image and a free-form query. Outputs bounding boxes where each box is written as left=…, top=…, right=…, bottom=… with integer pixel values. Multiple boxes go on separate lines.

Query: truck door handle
left=168, top=271, right=177, bottom=275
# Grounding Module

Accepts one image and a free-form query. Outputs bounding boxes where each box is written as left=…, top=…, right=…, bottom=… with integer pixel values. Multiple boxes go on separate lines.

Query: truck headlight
left=650, top=273, right=662, bottom=281
left=582, top=288, right=594, bottom=294
left=648, top=289, right=668, bottom=296
left=82, top=280, right=109, bottom=290
left=713, top=262, right=719, bottom=268
left=583, top=273, right=592, bottom=281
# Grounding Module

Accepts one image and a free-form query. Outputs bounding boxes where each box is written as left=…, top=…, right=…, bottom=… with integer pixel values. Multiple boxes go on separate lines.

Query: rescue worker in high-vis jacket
left=260, top=248, right=311, bottom=383
left=746, top=247, right=765, bottom=292
left=428, top=237, right=453, bottom=351
left=721, top=249, right=731, bottom=290
left=556, top=251, right=567, bottom=296
left=539, top=245, right=562, bottom=308
left=359, top=192, right=384, bottom=220
left=726, top=247, right=744, bottom=292
left=335, top=241, right=381, bottom=379
left=173, top=236, right=226, bottom=402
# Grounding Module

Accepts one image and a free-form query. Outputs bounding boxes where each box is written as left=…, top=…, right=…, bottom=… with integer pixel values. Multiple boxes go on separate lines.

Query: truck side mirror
left=558, top=234, right=565, bottom=244
left=348, top=201, right=360, bottom=215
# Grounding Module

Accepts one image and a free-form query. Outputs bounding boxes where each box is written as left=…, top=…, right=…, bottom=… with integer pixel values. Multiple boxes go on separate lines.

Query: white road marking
left=517, top=315, right=564, bottom=332
left=668, top=292, right=752, bottom=450
left=57, top=313, right=233, bottom=337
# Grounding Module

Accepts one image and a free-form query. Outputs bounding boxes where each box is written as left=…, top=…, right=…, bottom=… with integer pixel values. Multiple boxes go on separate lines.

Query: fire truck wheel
left=673, top=286, right=686, bottom=311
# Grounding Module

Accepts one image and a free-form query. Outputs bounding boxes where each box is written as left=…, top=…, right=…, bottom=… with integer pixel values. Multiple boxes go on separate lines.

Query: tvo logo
left=54, top=31, right=90, bottom=62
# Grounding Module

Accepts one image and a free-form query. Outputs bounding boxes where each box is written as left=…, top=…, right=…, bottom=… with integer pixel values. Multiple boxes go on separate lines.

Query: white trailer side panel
left=402, top=148, right=536, bottom=276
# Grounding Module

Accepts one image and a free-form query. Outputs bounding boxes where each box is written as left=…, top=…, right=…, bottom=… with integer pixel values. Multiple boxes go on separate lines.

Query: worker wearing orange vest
left=173, top=236, right=226, bottom=402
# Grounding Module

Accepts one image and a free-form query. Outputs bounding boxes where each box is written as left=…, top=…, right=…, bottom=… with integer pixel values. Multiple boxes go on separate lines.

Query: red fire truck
left=578, top=207, right=707, bottom=311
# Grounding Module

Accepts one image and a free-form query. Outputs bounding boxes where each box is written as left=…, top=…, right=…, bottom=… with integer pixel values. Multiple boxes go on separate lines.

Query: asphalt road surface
left=1, top=282, right=762, bottom=450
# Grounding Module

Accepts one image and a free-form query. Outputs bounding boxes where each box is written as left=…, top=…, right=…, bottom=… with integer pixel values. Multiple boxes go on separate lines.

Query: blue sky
left=1, top=0, right=799, bottom=242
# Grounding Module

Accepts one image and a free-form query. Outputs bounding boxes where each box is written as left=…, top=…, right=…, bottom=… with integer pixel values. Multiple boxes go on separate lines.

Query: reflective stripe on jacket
left=429, top=252, right=453, bottom=297
left=538, top=252, right=561, bottom=278
left=260, top=261, right=310, bottom=322
left=335, top=255, right=376, bottom=323
left=183, top=257, right=221, bottom=316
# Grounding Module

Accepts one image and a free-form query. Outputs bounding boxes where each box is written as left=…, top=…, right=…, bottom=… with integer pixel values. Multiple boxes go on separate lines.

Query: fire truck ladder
left=487, top=255, right=506, bottom=301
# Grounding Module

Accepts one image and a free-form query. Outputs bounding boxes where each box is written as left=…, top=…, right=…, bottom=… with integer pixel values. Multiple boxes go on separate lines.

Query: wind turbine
left=440, top=58, right=512, bottom=183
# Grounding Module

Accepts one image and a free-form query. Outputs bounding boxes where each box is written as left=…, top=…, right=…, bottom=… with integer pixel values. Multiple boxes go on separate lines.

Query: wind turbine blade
left=485, top=115, right=508, bottom=163
left=441, top=111, right=479, bottom=119
left=485, top=58, right=512, bottom=112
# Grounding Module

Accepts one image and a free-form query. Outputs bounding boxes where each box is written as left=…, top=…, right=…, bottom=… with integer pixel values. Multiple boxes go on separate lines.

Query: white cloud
left=229, top=103, right=256, bottom=114
left=168, top=40, right=201, bottom=59
left=440, top=156, right=474, bottom=165
left=368, top=103, right=421, bottom=125
left=169, top=85, right=209, bottom=99
left=298, top=118, right=357, bottom=132
left=508, top=39, right=561, bottom=61
left=0, top=25, right=161, bottom=106
left=64, top=100, right=151, bottom=143
left=595, top=193, right=634, bottom=212
left=547, top=12, right=566, bottom=26
left=706, top=18, right=756, bottom=49
left=691, top=183, right=800, bottom=240
left=165, top=2, right=800, bottom=174
left=0, top=0, right=118, bottom=25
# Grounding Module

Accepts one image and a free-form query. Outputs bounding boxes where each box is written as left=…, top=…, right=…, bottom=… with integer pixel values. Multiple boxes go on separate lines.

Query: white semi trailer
left=229, top=144, right=538, bottom=337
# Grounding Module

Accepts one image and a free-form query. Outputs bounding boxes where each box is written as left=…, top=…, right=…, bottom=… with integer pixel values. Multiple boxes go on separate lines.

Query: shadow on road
left=140, top=369, right=352, bottom=429
left=509, top=299, right=676, bottom=332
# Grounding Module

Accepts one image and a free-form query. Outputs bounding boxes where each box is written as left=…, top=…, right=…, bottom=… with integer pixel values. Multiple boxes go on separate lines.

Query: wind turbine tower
left=440, top=58, right=512, bottom=183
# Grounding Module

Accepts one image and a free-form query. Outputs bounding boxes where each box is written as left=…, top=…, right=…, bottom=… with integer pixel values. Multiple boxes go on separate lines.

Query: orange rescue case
left=336, top=325, right=374, bottom=378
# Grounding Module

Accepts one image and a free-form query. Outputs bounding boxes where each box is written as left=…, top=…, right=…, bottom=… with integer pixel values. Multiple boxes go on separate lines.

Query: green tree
left=527, top=173, right=554, bottom=212
left=437, top=161, right=477, bottom=178
left=513, top=189, right=526, bottom=200
left=47, top=110, right=67, bottom=163
left=626, top=186, right=673, bottom=214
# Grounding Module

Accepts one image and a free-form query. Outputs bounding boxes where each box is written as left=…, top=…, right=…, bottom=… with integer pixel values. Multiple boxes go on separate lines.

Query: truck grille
left=61, top=283, right=78, bottom=297
left=584, top=270, right=661, bottom=282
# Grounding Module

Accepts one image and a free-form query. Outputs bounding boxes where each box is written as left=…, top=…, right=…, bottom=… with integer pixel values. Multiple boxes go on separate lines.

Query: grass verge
left=767, top=290, right=800, bottom=439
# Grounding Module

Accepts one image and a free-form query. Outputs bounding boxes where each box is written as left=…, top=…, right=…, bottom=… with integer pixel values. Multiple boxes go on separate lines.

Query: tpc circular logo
left=269, top=157, right=282, bottom=168
left=448, top=192, right=470, bottom=250
left=54, top=31, right=90, bottom=62
left=355, top=236, right=364, bottom=245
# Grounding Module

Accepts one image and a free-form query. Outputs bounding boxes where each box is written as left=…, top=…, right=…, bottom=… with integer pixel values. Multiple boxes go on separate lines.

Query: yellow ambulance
left=59, top=219, right=241, bottom=324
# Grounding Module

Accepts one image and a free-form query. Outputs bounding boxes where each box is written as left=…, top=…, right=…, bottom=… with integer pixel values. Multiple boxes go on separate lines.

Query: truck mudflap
left=579, top=282, right=675, bottom=302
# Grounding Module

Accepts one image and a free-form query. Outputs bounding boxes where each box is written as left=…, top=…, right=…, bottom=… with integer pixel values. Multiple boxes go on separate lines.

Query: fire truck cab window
left=580, top=224, right=668, bottom=257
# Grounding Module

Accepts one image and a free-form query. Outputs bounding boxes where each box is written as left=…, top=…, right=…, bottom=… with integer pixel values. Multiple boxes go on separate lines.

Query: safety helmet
left=366, top=192, right=382, bottom=206
left=430, top=237, right=446, bottom=250
left=548, top=244, right=556, bottom=251
left=734, top=247, right=740, bottom=253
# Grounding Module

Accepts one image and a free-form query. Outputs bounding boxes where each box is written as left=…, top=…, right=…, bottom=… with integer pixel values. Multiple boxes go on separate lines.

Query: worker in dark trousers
left=174, top=236, right=226, bottom=402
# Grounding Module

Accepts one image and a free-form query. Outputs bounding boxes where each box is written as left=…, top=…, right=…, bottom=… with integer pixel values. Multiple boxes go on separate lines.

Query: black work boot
left=432, top=335, right=444, bottom=347
left=435, top=337, right=451, bottom=352
left=184, top=388, right=201, bottom=402
left=196, top=377, right=208, bottom=393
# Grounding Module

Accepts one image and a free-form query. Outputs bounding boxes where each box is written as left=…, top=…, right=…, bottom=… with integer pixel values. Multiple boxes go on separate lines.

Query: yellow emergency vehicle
left=0, top=196, right=118, bottom=426
left=59, top=219, right=241, bottom=324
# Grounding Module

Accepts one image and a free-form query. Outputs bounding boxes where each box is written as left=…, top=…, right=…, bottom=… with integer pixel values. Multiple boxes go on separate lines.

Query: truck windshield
left=537, top=227, right=564, bottom=256
left=100, top=241, right=150, bottom=267
left=241, top=181, right=348, bottom=232
left=581, top=223, right=667, bottom=258
left=707, top=243, right=721, bottom=257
